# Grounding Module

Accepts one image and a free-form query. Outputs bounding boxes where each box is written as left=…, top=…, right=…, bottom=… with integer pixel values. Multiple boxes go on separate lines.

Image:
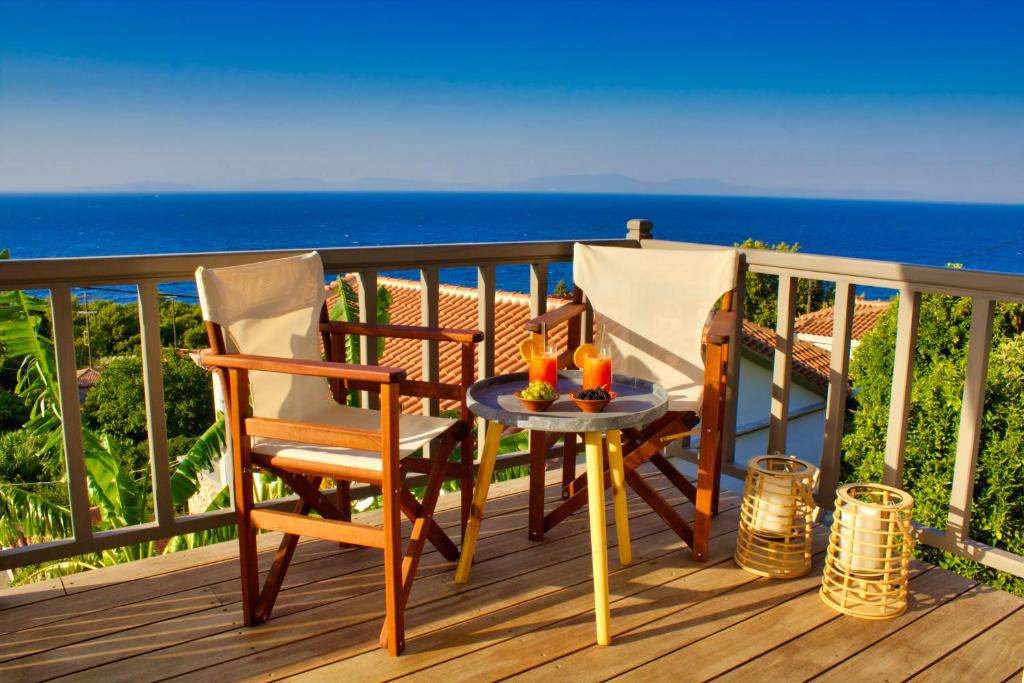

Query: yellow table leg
left=454, top=421, right=504, bottom=584
left=584, top=431, right=612, bottom=646
left=606, top=429, right=631, bottom=566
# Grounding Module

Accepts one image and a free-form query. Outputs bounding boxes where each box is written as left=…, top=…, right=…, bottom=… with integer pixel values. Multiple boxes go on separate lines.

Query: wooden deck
left=1, top=466, right=1022, bottom=683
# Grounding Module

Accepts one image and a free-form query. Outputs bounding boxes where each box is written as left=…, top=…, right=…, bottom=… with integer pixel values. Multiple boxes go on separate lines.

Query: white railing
left=2, top=220, right=1023, bottom=580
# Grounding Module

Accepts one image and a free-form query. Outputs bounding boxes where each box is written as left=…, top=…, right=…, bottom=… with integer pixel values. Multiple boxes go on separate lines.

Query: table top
left=467, top=370, right=668, bottom=432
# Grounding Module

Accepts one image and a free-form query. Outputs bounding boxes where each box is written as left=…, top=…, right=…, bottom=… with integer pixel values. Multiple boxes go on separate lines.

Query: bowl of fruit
left=571, top=386, right=617, bottom=413
left=515, top=381, right=559, bottom=412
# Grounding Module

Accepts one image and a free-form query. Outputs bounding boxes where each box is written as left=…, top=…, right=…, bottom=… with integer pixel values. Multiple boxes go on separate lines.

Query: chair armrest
left=201, top=351, right=406, bottom=384
left=524, top=303, right=587, bottom=334
left=705, top=309, right=736, bottom=345
left=319, top=321, right=483, bottom=344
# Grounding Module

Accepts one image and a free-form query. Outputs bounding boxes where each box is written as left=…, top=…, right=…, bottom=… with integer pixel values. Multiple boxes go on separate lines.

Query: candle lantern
left=820, top=483, right=915, bottom=619
left=734, top=455, right=819, bottom=579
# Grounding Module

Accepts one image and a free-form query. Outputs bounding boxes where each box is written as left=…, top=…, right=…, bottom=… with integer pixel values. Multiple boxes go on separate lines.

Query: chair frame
left=524, top=286, right=735, bottom=561
left=202, top=308, right=482, bottom=656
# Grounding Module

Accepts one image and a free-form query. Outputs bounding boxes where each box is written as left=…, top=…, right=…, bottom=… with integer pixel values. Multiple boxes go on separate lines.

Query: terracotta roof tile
left=741, top=320, right=833, bottom=389
left=330, top=277, right=837, bottom=411
left=794, top=299, right=892, bottom=340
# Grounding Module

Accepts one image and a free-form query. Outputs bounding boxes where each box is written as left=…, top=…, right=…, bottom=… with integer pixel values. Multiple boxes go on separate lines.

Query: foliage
left=843, top=293, right=1024, bottom=595
left=551, top=279, right=571, bottom=299
left=0, top=385, right=31, bottom=431
left=83, top=350, right=214, bottom=442
left=328, top=276, right=393, bottom=406
left=736, top=238, right=834, bottom=328
left=74, top=296, right=207, bottom=366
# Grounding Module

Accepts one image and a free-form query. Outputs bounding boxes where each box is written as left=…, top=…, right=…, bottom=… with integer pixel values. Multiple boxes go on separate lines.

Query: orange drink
left=582, top=351, right=611, bottom=390
left=529, top=351, right=558, bottom=387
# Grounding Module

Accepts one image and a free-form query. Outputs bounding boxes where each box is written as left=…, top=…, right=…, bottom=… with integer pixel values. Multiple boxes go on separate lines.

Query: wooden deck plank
left=908, top=608, right=1024, bottom=683
left=813, top=583, right=1023, bottom=682
left=0, top=469, right=1018, bottom=683
left=0, top=461, right=570, bottom=643
left=154, top=486, right=728, bottom=683
left=616, top=562, right=931, bottom=682
left=716, top=565, right=977, bottom=681
left=0, top=467, right=592, bottom=678
left=0, top=579, right=65, bottom=612
left=40, top=474, right=700, bottom=682
left=284, top=506, right=748, bottom=682
left=369, top=513, right=793, bottom=683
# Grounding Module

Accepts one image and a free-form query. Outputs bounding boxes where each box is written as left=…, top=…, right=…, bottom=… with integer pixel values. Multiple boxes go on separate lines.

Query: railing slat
left=356, top=271, right=379, bottom=409
left=721, top=268, right=745, bottom=467
left=946, top=297, right=995, bottom=543
left=882, top=288, right=921, bottom=486
left=768, top=275, right=797, bottom=454
left=419, top=266, right=440, bottom=419
left=476, top=265, right=496, bottom=458
left=818, top=281, right=855, bottom=506
left=49, top=285, right=94, bottom=545
left=137, top=281, right=175, bottom=528
left=529, top=263, right=548, bottom=318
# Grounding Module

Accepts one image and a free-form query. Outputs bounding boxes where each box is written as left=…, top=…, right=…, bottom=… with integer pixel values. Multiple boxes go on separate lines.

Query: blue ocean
left=2, top=192, right=1023, bottom=300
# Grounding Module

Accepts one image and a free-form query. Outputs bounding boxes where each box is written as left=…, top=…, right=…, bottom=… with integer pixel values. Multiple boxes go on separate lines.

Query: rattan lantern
left=734, top=455, right=819, bottom=578
left=820, top=483, right=915, bottom=619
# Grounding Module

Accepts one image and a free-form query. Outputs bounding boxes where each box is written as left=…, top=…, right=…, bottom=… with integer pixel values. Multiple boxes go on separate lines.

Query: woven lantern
left=820, top=483, right=915, bottom=619
left=734, top=455, right=819, bottom=579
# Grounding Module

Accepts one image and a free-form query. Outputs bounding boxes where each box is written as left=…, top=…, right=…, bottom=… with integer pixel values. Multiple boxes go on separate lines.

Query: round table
left=455, top=370, right=668, bottom=646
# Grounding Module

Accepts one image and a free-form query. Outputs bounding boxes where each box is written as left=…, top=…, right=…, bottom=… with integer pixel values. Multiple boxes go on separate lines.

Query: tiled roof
left=741, top=320, right=833, bottom=390
left=794, top=299, right=892, bottom=340
left=76, top=367, right=101, bottom=388
left=330, top=277, right=570, bottom=412
left=330, top=276, right=836, bottom=411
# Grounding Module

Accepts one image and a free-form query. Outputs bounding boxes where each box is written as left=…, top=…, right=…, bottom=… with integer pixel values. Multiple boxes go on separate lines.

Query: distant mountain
left=502, top=173, right=764, bottom=196
left=50, top=173, right=923, bottom=201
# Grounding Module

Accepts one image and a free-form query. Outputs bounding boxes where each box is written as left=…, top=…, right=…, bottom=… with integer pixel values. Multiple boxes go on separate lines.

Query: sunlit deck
left=1, top=465, right=1020, bottom=683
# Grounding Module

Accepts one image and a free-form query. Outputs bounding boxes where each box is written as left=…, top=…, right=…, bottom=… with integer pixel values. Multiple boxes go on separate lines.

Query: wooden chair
left=196, top=252, right=481, bottom=656
left=525, top=241, right=738, bottom=561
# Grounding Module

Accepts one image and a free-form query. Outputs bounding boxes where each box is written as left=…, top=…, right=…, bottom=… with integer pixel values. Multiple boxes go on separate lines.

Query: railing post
left=883, top=288, right=921, bottom=486
left=419, top=266, right=440, bottom=417
left=818, top=281, right=856, bottom=507
left=356, top=271, right=379, bottom=410
left=947, top=297, right=995, bottom=543
left=477, top=265, right=496, bottom=458
left=138, top=281, right=175, bottom=529
left=768, top=275, right=797, bottom=454
left=50, top=285, right=94, bottom=545
left=626, top=218, right=653, bottom=242
left=529, top=263, right=548, bottom=319
left=721, top=266, right=745, bottom=468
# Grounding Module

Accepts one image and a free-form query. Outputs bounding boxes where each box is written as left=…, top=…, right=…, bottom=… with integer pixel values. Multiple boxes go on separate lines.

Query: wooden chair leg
left=235, top=481, right=260, bottom=628
left=380, top=385, right=404, bottom=656
left=399, top=489, right=459, bottom=561
left=626, top=469, right=694, bottom=547
left=254, top=494, right=314, bottom=623
left=337, top=480, right=351, bottom=522
left=561, top=433, right=577, bottom=499
left=529, top=431, right=548, bottom=541
left=460, top=427, right=473, bottom=540
left=380, top=443, right=451, bottom=647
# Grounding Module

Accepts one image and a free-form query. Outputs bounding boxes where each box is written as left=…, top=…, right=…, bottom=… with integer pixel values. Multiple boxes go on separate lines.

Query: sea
left=2, top=192, right=1023, bottom=302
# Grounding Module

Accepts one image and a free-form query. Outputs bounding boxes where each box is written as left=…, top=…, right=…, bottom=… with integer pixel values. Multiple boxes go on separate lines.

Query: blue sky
left=2, top=1, right=1023, bottom=202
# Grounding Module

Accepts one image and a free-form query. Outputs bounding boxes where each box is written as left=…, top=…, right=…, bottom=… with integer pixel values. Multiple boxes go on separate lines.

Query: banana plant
left=328, top=276, right=392, bottom=406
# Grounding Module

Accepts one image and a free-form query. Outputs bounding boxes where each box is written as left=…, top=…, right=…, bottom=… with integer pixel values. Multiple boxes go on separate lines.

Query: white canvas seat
left=252, top=404, right=453, bottom=471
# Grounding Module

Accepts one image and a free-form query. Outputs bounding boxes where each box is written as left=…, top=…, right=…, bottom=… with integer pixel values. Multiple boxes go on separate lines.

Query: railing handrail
left=0, top=238, right=635, bottom=290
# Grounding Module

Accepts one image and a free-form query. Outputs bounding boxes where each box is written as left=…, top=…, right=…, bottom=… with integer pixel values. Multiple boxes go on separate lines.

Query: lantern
left=820, top=483, right=915, bottom=619
left=734, top=455, right=819, bottom=579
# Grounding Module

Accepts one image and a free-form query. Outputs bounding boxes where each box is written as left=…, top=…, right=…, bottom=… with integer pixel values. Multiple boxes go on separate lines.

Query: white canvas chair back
left=195, top=251, right=338, bottom=422
left=573, top=242, right=738, bottom=413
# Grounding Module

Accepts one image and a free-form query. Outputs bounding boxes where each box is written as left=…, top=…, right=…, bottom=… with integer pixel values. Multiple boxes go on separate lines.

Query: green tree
left=551, top=279, right=571, bottom=299
left=737, top=238, right=834, bottom=328
left=843, top=293, right=1024, bottom=595
left=159, top=298, right=207, bottom=349
left=83, top=351, right=214, bottom=443
left=0, top=385, right=30, bottom=431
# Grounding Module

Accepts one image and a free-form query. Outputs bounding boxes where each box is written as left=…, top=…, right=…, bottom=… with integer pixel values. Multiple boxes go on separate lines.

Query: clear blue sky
left=2, top=1, right=1023, bottom=202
